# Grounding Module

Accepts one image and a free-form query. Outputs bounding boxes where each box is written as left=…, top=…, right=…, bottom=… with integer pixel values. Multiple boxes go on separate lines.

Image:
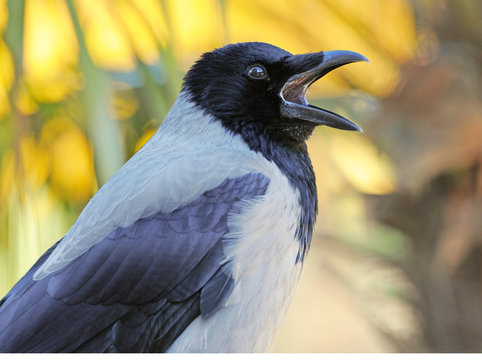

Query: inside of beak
left=281, top=73, right=312, bottom=107
left=281, top=50, right=368, bottom=106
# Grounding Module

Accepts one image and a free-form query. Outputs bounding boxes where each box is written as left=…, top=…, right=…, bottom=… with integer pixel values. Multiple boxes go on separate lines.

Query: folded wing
left=0, top=172, right=269, bottom=352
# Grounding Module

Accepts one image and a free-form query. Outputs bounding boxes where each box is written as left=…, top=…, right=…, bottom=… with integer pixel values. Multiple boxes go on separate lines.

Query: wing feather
left=0, top=172, right=269, bottom=352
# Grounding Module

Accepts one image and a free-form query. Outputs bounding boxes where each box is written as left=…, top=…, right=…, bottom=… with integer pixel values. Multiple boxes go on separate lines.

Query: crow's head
left=183, top=42, right=367, bottom=149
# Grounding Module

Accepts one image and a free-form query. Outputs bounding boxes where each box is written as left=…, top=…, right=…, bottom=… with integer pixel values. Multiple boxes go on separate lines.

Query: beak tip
left=350, top=53, right=369, bottom=64
left=322, top=50, right=370, bottom=66
left=353, top=122, right=363, bottom=132
left=348, top=123, right=363, bottom=132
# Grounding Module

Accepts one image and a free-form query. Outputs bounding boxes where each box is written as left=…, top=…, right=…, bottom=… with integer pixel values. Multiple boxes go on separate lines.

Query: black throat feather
left=233, top=121, right=318, bottom=263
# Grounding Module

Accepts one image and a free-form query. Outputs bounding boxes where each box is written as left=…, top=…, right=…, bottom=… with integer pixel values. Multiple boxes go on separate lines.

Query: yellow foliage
left=0, top=80, right=10, bottom=119
left=329, top=131, right=397, bottom=195
left=74, top=0, right=170, bottom=70
left=135, top=128, right=157, bottom=152
left=0, top=40, right=13, bottom=91
left=20, top=136, right=50, bottom=189
left=0, top=0, right=7, bottom=33
left=13, top=82, right=38, bottom=115
left=130, top=0, right=169, bottom=47
left=307, top=134, right=346, bottom=197
left=109, top=82, right=139, bottom=121
left=326, top=0, right=417, bottom=62
left=1, top=185, right=72, bottom=295
left=74, top=0, right=136, bottom=71
left=0, top=150, right=15, bottom=204
left=0, top=137, right=50, bottom=202
left=0, top=0, right=414, bottom=203
left=42, top=117, right=95, bottom=202
left=226, top=0, right=416, bottom=97
left=113, top=0, right=161, bottom=65
left=23, top=0, right=80, bottom=102
left=16, top=0, right=416, bottom=101
left=0, top=120, right=94, bottom=204
left=166, top=0, right=225, bottom=62
left=0, top=40, right=14, bottom=117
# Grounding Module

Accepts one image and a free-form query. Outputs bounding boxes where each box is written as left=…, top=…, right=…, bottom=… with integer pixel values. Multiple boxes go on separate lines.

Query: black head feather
left=183, top=42, right=323, bottom=148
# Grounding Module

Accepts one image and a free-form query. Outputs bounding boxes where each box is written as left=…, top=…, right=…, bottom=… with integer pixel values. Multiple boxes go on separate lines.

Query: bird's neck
left=238, top=127, right=318, bottom=263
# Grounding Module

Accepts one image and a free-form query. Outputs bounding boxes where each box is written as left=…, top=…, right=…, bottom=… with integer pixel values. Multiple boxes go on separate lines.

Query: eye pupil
left=247, top=65, right=267, bottom=79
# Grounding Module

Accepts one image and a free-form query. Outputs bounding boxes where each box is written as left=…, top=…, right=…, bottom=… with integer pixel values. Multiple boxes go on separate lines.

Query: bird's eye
left=246, top=64, right=268, bottom=80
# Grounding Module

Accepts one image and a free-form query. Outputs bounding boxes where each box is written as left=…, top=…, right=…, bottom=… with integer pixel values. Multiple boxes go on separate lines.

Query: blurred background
left=0, top=0, right=481, bottom=353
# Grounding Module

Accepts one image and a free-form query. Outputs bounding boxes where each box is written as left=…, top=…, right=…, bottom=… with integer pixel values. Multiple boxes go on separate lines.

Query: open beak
left=280, top=50, right=368, bottom=132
